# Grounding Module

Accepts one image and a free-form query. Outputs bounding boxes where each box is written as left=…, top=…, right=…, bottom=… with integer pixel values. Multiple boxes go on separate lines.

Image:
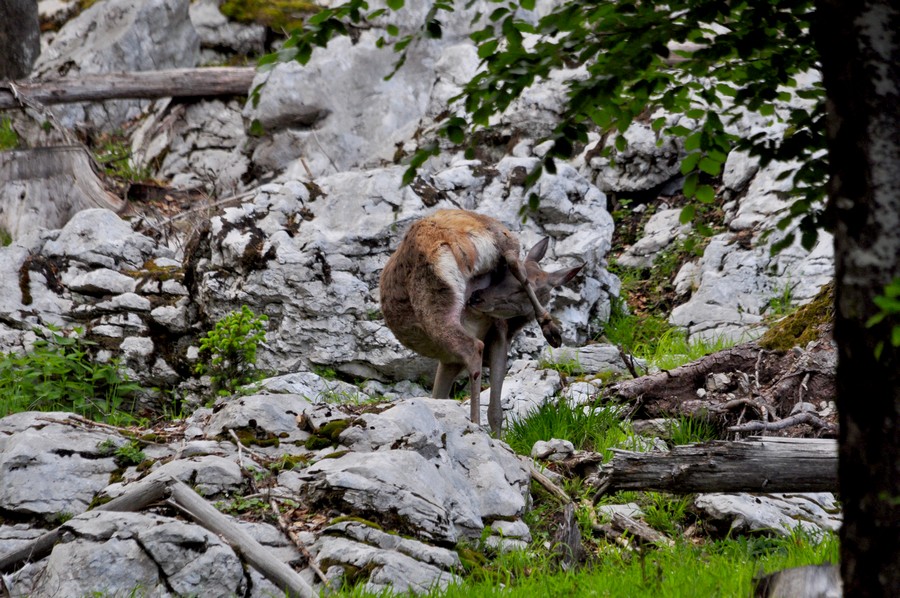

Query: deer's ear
left=525, top=237, right=550, bottom=263
left=549, top=264, right=584, bottom=287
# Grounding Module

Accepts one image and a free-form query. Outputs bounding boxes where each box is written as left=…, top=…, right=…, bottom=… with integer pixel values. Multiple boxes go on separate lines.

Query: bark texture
left=0, top=0, right=41, bottom=80
left=815, top=1, right=900, bottom=595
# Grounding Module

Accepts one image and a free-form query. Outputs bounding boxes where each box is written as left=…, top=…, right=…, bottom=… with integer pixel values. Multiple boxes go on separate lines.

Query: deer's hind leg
left=412, top=288, right=485, bottom=425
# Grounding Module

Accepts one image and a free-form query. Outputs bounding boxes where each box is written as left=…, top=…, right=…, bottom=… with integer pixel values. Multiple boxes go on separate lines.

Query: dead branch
left=727, top=411, right=837, bottom=434
left=528, top=462, right=573, bottom=503
left=0, top=67, right=256, bottom=110
left=593, top=512, right=674, bottom=548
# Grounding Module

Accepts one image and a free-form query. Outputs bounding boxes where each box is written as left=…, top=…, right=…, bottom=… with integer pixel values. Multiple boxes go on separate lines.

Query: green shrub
left=0, top=326, right=141, bottom=423
left=0, top=117, right=19, bottom=150
left=195, top=305, right=268, bottom=395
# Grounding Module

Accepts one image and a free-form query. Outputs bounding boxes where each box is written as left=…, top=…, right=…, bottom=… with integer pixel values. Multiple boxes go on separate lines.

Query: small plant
left=216, top=495, right=270, bottom=518
left=92, top=132, right=153, bottom=182
left=538, top=350, right=581, bottom=376
left=668, top=416, right=719, bottom=445
left=766, top=282, right=797, bottom=319
left=98, top=439, right=147, bottom=467
left=866, top=277, right=900, bottom=359
left=0, top=117, right=19, bottom=150
left=641, top=492, right=694, bottom=537
left=0, top=326, right=141, bottom=423
left=504, top=400, right=628, bottom=458
left=195, top=306, right=268, bottom=396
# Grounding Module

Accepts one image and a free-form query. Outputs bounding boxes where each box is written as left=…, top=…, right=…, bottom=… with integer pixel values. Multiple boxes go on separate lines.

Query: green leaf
left=521, top=0, right=536, bottom=10
left=447, top=125, right=465, bottom=145
left=683, top=172, right=698, bottom=198
left=386, top=0, right=404, bottom=9
left=698, top=157, right=722, bottom=176
left=680, top=152, right=701, bottom=175
left=680, top=204, right=696, bottom=224
left=684, top=132, right=702, bottom=152
left=478, top=40, right=499, bottom=59
left=696, top=184, right=715, bottom=203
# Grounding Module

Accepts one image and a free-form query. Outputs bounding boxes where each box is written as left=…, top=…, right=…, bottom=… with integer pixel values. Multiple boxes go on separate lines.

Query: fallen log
left=592, top=436, right=837, bottom=499
left=0, top=67, right=256, bottom=110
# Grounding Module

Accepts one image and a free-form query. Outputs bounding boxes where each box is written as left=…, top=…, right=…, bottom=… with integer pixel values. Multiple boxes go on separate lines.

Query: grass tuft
left=504, top=400, right=629, bottom=458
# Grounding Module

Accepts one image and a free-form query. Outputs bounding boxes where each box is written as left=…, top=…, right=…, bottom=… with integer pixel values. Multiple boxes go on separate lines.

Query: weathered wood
left=593, top=512, right=674, bottom=548
left=0, top=146, right=123, bottom=238
left=593, top=436, right=838, bottom=499
left=551, top=503, right=585, bottom=568
left=167, top=479, right=314, bottom=598
left=0, top=67, right=256, bottom=110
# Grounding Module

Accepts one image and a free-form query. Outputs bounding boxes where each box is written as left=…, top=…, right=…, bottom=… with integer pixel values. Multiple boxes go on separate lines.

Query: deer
left=379, top=209, right=583, bottom=434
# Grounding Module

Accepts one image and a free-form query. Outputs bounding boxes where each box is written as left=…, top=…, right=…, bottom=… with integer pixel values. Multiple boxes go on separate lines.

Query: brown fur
left=380, top=209, right=583, bottom=433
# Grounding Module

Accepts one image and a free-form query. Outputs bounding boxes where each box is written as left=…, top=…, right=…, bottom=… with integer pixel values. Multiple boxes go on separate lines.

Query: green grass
left=328, top=529, right=838, bottom=597
left=668, top=416, right=719, bottom=445
left=504, top=400, right=629, bottom=458
left=603, top=300, right=736, bottom=372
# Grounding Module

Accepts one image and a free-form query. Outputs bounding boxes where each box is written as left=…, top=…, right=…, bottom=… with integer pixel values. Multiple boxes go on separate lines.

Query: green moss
left=329, top=515, right=383, bottom=530
left=0, top=117, right=20, bottom=150
left=220, top=0, right=319, bottom=32
left=229, top=427, right=281, bottom=448
left=268, top=454, right=309, bottom=473
left=319, top=419, right=349, bottom=440
left=321, top=449, right=349, bottom=459
left=758, top=282, right=834, bottom=352
left=304, top=435, right=333, bottom=450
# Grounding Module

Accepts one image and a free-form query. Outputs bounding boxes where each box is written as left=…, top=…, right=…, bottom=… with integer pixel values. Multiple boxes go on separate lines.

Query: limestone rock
left=34, top=0, right=200, bottom=130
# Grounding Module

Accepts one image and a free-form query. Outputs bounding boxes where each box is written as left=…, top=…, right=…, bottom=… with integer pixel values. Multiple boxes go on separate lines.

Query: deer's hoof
left=541, top=320, right=563, bottom=348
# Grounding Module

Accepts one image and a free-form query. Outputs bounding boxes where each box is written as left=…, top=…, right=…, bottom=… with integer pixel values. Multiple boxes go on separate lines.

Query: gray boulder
left=0, top=412, right=121, bottom=518
left=34, top=0, right=200, bottom=130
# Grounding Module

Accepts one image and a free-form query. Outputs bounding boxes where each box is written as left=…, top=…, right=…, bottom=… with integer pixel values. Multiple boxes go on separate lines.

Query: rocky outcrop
left=33, top=0, right=200, bottom=130
left=0, top=392, right=535, bottom=596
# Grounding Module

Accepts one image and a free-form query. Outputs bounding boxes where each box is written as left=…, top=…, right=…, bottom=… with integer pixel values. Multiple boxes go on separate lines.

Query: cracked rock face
left=299, top=398, right=530, bottom=545
left=0, top=412, right=121, bottom=518
left=33, top=0, right=200, bottom=131
left=23, top=511, right=246, bottom=598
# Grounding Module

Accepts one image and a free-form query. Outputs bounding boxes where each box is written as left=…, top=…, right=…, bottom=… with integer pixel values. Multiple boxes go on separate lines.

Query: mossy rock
left=220, top=0, right=318, bottom=31
left=329, top=515, right=383, bottom=530
left=759, top=282, right=834, bottom=352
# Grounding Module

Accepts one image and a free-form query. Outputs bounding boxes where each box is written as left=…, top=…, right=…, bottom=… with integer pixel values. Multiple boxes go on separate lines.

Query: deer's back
left=379, top=210, right=517, bottom=360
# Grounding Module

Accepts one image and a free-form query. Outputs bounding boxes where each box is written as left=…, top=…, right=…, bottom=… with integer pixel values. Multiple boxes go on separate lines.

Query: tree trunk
left=815, top=1, right=900, bottom=595
left=0, top=0, right=40, bottom=80
left=592, top=437, right=837, bottom=497
left=0, top=146, right=123, bottom=239
left=0, top=67, right=256, bottom=110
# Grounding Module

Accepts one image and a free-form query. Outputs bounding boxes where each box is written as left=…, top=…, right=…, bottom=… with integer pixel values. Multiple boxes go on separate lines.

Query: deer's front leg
left=485, top=321, right=510, bottom=435
left=504, top=252, right=563, bottom=348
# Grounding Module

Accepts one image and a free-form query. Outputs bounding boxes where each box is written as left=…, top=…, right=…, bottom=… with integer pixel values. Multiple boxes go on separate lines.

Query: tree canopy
left=270, top=0, right=826, bottom=248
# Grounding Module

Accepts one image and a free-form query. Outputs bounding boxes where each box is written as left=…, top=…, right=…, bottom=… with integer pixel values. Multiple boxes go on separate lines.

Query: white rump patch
left=434, top=247, right=467, bottom=301
left=469, top=229, right=502, bottom=275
